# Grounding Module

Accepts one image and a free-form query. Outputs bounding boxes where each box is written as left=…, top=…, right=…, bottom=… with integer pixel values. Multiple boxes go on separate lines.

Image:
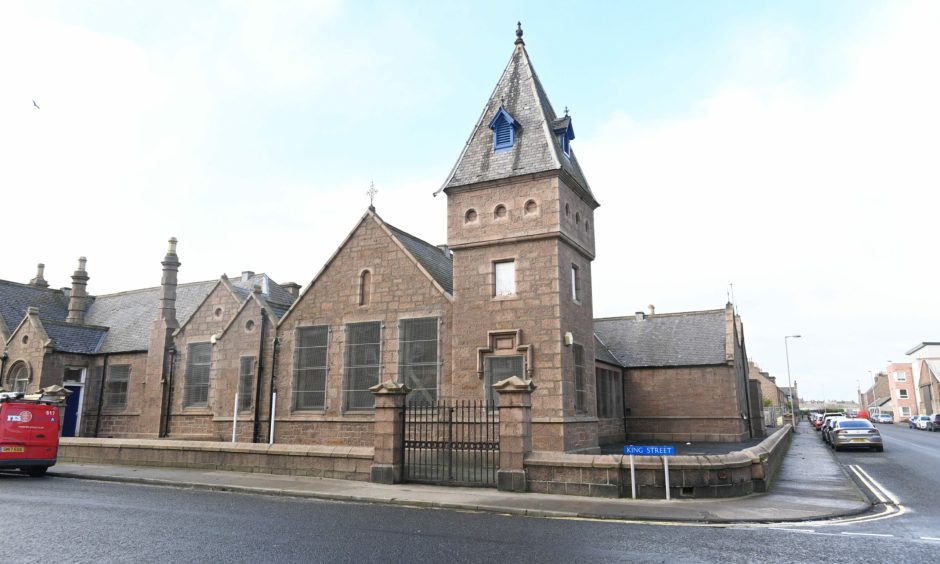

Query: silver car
left=830, top=419, right=884, bottom=452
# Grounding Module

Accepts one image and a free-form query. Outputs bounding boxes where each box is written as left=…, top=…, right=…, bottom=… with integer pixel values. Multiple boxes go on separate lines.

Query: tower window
left=359, top=270, right=372, bottom=306
left=494, top=204, right=507, bottom=219
left=488, top=107, right=517, bottom=151
left=494, top=260, right=516, bottom=297
left=524, top=199, right=538, bottom=215
left=465, top=209, right=478, bottom=223
left=571, top=264, right=580, bottom=302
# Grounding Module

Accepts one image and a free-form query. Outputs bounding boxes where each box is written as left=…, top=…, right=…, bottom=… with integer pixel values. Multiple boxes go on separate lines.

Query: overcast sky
left=2, top=1, right=937, bottom=402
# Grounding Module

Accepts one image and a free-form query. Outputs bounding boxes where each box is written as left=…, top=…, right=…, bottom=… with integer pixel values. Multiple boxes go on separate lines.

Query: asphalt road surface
left=1, top=467, right=938, bottom=563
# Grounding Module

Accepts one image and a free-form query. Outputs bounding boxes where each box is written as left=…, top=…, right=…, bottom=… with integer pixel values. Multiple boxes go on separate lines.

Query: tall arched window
left=359, top=270, right=372, bottom=306
left=6, top=362, right=30, bottom=393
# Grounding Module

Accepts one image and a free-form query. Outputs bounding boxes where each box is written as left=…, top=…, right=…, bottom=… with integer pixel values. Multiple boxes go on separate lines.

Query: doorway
left=62, top=368, right=85, bottom=437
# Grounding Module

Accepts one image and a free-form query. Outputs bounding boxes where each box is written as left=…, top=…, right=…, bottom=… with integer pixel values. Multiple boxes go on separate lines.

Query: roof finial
left=367, top=181, right=378, bottom=211
left=515, top=21, right=524, bottom=46
left=564, top=106, right=569, bottom=117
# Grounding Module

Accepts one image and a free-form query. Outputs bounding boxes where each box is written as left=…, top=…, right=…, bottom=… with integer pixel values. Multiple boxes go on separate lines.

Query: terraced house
left=0, top=27, right=761, bottom=456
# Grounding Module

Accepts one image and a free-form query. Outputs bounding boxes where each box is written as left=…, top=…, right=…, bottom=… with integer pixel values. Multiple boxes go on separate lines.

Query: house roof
left=385, top=224, right=453, bottom=295
left=84, top=281, right=218, bottom=353
left=593, top=309, right=728, bottom=368
left=906, top=342, right=940, bottom=355
left=439, top=31, right=595, bottom=206
left=229, top=273, right=297, bottom=310
left=42, top=320, right=108, bottom=354
left=593, top=333, right=623, bottom=367
left=0, top=280, right=69, bottom=335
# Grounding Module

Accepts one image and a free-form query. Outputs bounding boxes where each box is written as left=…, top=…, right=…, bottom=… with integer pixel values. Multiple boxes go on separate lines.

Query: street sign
left=623, top=445, right=675, bottom=456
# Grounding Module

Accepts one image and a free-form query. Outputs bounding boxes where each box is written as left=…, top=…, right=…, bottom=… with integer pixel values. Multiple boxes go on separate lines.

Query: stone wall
left=58, top=438, right=373, bottom=481
left=525, top=425, right=792, bottom=499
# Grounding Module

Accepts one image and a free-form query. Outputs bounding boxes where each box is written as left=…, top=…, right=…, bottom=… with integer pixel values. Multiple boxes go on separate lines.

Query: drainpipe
left=0, top=352, right=8, bottom=384
left=268, top=336, right=281, bottom=442
left=93, top=354, right=110, bottom=437
left=161, top=347, right=177, bottom=438
left=252, top=311, right=267, bottom=443
left=621, top=367, right=628, bottom=444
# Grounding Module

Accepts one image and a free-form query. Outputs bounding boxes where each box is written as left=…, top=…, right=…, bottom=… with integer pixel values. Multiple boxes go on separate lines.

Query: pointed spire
left=515, top=21, right=524, bottom=46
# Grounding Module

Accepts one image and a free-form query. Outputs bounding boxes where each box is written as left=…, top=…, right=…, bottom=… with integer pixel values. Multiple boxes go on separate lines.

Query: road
left=1, top=464, right=938, bottom=563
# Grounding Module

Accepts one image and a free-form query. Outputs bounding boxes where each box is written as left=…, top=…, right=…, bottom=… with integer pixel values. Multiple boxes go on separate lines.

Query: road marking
left=841, top=532, right=893, bottom=537
left=921, top=537, right=940, bottom=541
left=848, top=465, right=888, bottom=504
left=851, top=465, right=900, bottom=505
left=768, top=528, right=815, bottom=533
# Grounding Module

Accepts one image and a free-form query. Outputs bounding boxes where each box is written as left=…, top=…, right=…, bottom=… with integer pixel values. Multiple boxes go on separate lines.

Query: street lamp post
left=784, top=335, right=802, bottom=427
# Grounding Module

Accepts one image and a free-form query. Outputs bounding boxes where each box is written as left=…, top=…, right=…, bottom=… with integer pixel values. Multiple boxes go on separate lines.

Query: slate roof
left=84, top=281, right=218, bottom=353
left=440, top=37, right=596, bottom=206
left=0, top=280, right=69, bottom=335
left=593, top=333, right=623, bottom=367
left=593, top=310, right=729, bottom=368
left=42, top=320, right=108, bottom=354
left=385, top=223, right=453, bottom=295
left=230, top=273, right=297, bottom=308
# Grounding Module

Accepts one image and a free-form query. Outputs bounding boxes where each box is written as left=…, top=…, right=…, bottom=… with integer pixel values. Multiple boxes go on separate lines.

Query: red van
left=0, top=396, right=61, bottom=477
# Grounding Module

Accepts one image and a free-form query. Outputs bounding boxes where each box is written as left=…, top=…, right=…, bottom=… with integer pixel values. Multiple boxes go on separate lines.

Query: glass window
left=344, top=321, right=381, bottom=411
left=494, top=261, right=515, bottom=296
left=399, top=317, right=438, bottom=405
left=238, top=356, right=255, bottom=411
left=104, top=365, right=130, bottom=408
left=596, top=367, right=623, bottom=419
left=898, top=389, right=909, bottom=399
left=485, top=355, right=524, bottom=407
left=293, top=326, right=328, bottom=410
left=901, top=406, right=911, bottom=417
left=573, top=344, right=585, bottom=412
left=571, top=265, right=580, bottom=301
left=894, top=371, right=907, bottom=382
left=7, top=363, right=29, bottom=393
left=184, top=343, right=211, bottom=407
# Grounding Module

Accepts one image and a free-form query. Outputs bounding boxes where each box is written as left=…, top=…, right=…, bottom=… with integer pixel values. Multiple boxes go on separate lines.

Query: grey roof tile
left=385, top=223, right=453, bottom=295
left=593, top=333, right=623, bottom=367
left=42, top=320, right=108, bottom=354
left=0, top=280, right=69, bottom=331
left=594, top=310, right=728, bottom=368
left=442, top=41, right=595, bottom=205
left=230, top=273, right=298, bottom=307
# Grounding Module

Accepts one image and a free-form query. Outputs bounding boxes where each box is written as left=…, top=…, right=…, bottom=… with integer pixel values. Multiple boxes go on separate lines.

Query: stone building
left=884, top=362, right=916, bottom=421
left=0, top=26, right=757, bottom=453
left=908, top=342, right=940, bottom=415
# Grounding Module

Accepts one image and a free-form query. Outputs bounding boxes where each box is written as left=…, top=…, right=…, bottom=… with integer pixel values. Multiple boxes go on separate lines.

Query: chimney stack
left=241, top=271, right=255, bottom=283
left=634, top=311, right=645, bottom=321
left=282, top=282, right=301, bottom=297
left=157, top=238, right=181, bottom=329
left=66, top=257, right=89, bottom=324
left=29, top=263, right=49, bottom=288
left=647, top=304, right=655, bottom=315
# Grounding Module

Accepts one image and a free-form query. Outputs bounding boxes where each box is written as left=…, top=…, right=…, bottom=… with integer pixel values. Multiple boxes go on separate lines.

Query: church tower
left=441, top=24, right=600, bottom=452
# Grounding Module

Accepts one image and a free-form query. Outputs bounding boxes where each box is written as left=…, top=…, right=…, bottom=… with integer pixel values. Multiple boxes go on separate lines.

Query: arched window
left=6, top=362, right=30, bottom=393
left=359, top=270, right=372, bottom=306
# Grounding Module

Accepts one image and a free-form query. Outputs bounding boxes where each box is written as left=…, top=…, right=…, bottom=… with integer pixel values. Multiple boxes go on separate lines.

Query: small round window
left=245, top=320, right=255, bottom=332
left=464, top=209, right=477, bottom=223
left=214, top=307, right=223, bottom=318
left=494, top=204, right=507, bottom=219
left=524, top=199, right=538, bottom=215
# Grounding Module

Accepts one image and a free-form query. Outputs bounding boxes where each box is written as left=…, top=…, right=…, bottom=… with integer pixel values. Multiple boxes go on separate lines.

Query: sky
left=1, top=1, right=938, bottom=402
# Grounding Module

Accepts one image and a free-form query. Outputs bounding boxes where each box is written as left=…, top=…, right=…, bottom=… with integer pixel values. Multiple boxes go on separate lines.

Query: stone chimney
left=156, top=238, right=181, bottom=329
left=634, top=311, right=645, bottom=321
left=66, top=257, right=89, bottom=324
left=29, top=263, right=49, bottom=288
left=647, top=304, right=655, bottom=315
left=282, top=282, right=301, bottom=297
left=241, top=271, right=255, bottom=283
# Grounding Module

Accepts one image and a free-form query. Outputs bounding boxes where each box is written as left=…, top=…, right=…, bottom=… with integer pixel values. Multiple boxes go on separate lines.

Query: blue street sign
left=623, top=445, right=675, bottom=456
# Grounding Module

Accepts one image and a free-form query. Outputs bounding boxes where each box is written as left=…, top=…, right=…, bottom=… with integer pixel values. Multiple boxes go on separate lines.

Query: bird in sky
left=32, top=99, right=40, bottom=110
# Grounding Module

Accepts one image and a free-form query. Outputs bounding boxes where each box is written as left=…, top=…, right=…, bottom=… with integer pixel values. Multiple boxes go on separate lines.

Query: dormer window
left=488, top=106, right=517, bottom=151
left=553, top=115, right=575, bottom=159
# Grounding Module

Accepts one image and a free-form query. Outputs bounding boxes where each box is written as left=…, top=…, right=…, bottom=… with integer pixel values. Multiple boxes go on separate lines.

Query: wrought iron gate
left=402, top=400, right=499, bottom=487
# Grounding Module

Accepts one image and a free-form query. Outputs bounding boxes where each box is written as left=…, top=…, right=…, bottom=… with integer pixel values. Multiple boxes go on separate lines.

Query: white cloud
left=581, top=0, right=940, bottom=400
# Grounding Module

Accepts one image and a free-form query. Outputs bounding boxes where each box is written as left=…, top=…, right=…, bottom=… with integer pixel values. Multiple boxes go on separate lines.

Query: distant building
left=907, top=343, right=940, bottom=415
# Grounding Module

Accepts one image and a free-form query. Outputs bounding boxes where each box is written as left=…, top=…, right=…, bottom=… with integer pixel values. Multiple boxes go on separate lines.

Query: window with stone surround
left=359, top=270, right=372, bottom=306
left=343, top=321, right=382, bottom=411
left=293, top=326, right=329, bottom=410
left=184, top=343, right=211, bottom=407
left=571, top=264, right=580, bottom=302
left=494, top=260, right=515, bottom=297
left=596, top=366, right=622, bottom=419
left=485, top=355, right=523, bottom=408
left=238, top=356, right=255, bottom=411
left=898, top=389, right=909, bottom=399
left=573, top=344, right=586, bottom=412
left=104, top=364, right=131, bottom=408
left=399, top=317, right=439, bottom=405
left=901, top=406, right=911, bottom=417
left=6, top=362, right=30, bottom=393
left=894, top=371, right=907, bottom=382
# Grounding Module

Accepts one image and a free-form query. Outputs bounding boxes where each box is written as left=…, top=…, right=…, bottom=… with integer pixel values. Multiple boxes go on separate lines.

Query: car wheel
left=24, top=466, right=48, bottom=478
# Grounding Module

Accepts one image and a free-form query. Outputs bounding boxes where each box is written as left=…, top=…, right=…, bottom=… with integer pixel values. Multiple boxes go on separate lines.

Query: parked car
left=815, top=412, right=841, bottom=432
left=830, top=419, right=884, bottom=452
left=909, top=415, right=929, bottom=429
left=822, top=415, right=847, bottom=444
left=873, top=413, right=893, bottom=424
left=926, top=414, right=940, bottom=432
left=915, top=415, right=931, bottom=430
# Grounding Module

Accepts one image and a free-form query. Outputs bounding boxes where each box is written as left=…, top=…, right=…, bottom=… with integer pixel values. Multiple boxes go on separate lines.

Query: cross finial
left=515, top=22, right=524, bottom=46
left=367, top=181, right=378, bottom=211
left=564, top=106, right=569, bottom=117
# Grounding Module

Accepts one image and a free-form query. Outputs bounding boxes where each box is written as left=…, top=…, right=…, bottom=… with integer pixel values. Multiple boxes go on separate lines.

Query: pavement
left=48, top=422, right=873, bottom=524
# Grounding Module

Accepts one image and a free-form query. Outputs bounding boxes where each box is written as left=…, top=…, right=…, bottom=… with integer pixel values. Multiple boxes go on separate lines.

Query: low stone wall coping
left=59, top=438, right=373, bottom=459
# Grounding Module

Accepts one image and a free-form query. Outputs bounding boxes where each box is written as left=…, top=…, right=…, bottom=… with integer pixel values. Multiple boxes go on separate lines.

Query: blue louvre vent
left=488, top=107, right=517, bottom=151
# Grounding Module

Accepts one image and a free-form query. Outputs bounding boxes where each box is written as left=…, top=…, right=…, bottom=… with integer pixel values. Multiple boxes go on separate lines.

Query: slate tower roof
left=439, top=23, right=597, bottom=207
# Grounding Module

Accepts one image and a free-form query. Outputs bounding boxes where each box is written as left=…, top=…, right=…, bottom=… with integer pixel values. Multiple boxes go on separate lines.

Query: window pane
left=105, top=365, right=130, bottom=408
left=344, top=322, right=381, bottom=411
left=184, top=343, right=211, bottom=407
left=485, top=355, right=523, bottom=407
left=238, top=356, right=255, bottom=411
left=574, top=344, right=585, bottom=412
left=399, top=318, right=438, bottom=405
left=294, top=326, right=328, bottom=410
left=494, top=261, right=515, bottom=296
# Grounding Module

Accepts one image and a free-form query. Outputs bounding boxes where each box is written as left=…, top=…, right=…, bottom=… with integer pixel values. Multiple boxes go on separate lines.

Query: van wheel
left=25, top=466, right=48, bottom=478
